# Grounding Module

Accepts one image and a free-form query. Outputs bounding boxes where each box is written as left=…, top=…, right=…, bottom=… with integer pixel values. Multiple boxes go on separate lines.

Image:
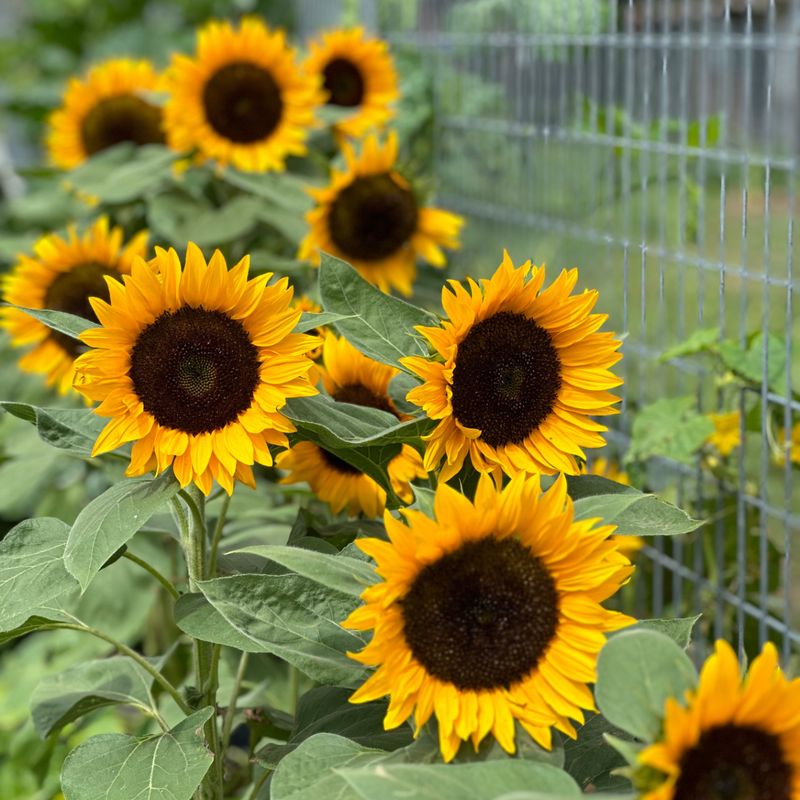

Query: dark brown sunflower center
left=328, top=174, right=418, bottom=261
left=80, top=95, right=165, bottom=156
left=202, top=61, right=283, bottom=144
left=319, top=447, right=362, bottom=475
left=450, top=311, right=561, bottom=448
left=332, top=382, right=397, bottom=417
left=129, top=306, right=260, bottom=435
left=674, top=724, right=791, bottom=800
left=44, top=262, right=118, bottom=357
left=322, top=58, right=365, bottom=107
left=400, top=536, right=559, bottom=691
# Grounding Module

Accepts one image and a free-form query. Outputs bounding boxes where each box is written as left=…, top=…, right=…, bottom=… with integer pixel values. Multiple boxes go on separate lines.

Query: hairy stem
left=208, top=494, right=231, bottom=579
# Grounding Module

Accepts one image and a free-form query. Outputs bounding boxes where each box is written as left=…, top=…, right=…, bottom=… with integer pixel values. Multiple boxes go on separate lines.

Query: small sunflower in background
left=304, top=27, right=399, bottom=139
left=277, top=333, right=425, bottom=517
left=73, top=244, right=319, bottom=494
left=298, top=132, right=463, bottom=296
left=163, top=18, right=323, bottom=172
left=345, top=473, right=634, bottom=761
left=1, top=217, right=148, bottom=394
left=403, top=251, right=622, bottom=482
left=637, top=640, right=800, bottom=800
left=706, top=410, right=741, bottom=456
left=583, top=457, right=643, bottom=557
left=47, top=59, right=165, bottom=169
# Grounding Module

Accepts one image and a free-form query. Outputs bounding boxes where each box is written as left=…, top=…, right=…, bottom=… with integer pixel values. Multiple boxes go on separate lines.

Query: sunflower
left=582, top=457, right=643, bottom=557
left=304, top=27, right=399, bottom=139
left=344, top=473, right=634, bottom=762
left=277, top=333, right=425, bottom=516
left=706, top=410, right=741, bottom=457
left=403, top=251, right=622, bottom=482
left=47, top=59, right=165, bottom=169
left=72, top=244, right=319, bottom=494
left=638, top=639, right=800, bottom=800
left=298, top=132, right=464, bottom=296
left=163, top=18, right=323, bottom=173
left=1, top=217, right=148, bottom=395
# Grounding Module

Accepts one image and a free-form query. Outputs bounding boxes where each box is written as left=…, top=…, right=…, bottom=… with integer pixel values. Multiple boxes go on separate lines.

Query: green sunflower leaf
left=625, top=615, right=701, bottom=649
left=31, top=655, right=157, bottom=738
left=67, top=143, right=176, bottom=204
left=64, top=472, right=181, bottom=593
left=0, top=518, right=78, bottom=633
left=296, top=311, right=353, bottom=333
left=595, top=629, right=697, bottom=741
left=318, top=252, right=437, bottom=369
left=3, top=304, right=95, bottom=339
left=60, top=707, right=214, bottom=800
left=174, top=574, right=367, bottom=685
left=0, top=403, right=104, bottom=456
left=221, top=168, right=313, bottom=211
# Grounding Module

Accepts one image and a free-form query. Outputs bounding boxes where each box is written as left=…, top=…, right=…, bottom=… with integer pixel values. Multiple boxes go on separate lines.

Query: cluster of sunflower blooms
left=1, top=16, right=799, bottom=800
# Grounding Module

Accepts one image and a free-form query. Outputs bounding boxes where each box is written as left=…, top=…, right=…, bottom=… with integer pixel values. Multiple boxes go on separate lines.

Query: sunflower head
left=47, top=58, right=165, bottom=169
left=163, top=18, right=323, bottom=172
left=72, top=243, right=319, bottom=494
left=276, top=333, right=425, bottom=516
left=344, top=472, right=633, bottom=761
left=1, top=217, right=148, bottom=395
left=402, top=251, right=623, bottom=481
left=706, top=410, right=742, bottom=457
left=299, top=132, right=464, bottom=296
left=304, top=27, right=399, bottom=139
left=638, top=640, right=800, bottom=800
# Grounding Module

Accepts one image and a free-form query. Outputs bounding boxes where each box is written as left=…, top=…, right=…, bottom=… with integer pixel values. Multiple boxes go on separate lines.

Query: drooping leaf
left=4, top=305, right=95, bottom=340
left=31, top=656, right=157, bottom=738
left=0, top=518, right=78, bottom=632
left=0, top=403, right=105, bottom=456
left=595, top=630, right=697, bottom=741
left=319, top=252, right=436, bottom=369
left=64, top=473, right=181, bottom=592
left=60, top=708, right=214, bottom=800
left=229, top=545, right=377, bottom=597
left=174, top=574, right=366, bottom=685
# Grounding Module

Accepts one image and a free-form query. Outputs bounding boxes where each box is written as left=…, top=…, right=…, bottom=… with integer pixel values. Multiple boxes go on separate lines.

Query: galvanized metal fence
left=366, top=0, right=800, bottom=660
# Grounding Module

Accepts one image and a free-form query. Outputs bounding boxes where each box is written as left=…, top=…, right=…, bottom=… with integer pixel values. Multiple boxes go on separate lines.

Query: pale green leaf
left=0, top=403, right=104, bottom=456
left=3, top=304, right=95, bottom=340
left=60, top=708, right=214, bottom=800
left=297, top=311, right=353, bottom=333
left=64, top=473, right=181, bottom=592
left=595, top=630, right=697, bottom=740
left=626, top=616, right=701, bottom=649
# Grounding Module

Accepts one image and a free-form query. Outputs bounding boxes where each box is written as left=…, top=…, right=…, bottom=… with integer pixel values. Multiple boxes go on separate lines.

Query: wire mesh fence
left=345, top=0, right=800, bottom=660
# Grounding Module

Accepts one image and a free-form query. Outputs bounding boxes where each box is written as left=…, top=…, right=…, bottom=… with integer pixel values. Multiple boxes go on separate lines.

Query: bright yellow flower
left=47, top=59, right=165, bottom=169
left=304, top=27, right=399, bottom=138
left=403, top=251, right=622, bottom=482
left=298, top=132, right=463, bottom=296
left=277, top=334, right=425, bottom=516
left=639, top=640, right=800, bottom=800
left=345, top=473, right=634, bottom=762
left=73, top=244, right=319, bottom=494
left=1, top=217, right=148, bottom=395
left=163, top=18, right=323, bottom=172
left=706, top=410, right=741, bottom=456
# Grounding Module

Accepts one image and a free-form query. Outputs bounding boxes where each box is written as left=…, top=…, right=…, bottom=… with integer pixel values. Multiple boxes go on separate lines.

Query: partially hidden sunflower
left=1, top=217, right=148, bottom=394
left=47, top=58, right=165, bottom=169
left=345, top=473, right=634, bottom=761
left=706, top=410, right=741, bottom=457
left=582, top=457, right=643, bottom=557
left=72, top=244, right=319, bottom=494
left=637, top=639, right=800, bottom=800
left=163, top=18, right=323, bottom=172
left=277, top=333, right=426, bottom=517
left=304, top=27, right=399, bottom=139
left=298, top=132, right=464, bottom=296
left=403, top=251, right=623, bottom=481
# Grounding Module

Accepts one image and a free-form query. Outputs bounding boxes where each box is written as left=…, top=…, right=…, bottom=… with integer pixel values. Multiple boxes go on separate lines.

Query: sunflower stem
left=122, top=550, right=180, bottom=600
left=288, top=664, right=300, bottom=718
left=221, top=650, right=249, bottom=753
left=208, top=493, right=231, bottom=579
left=183, top=486, right=224, bottom=800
